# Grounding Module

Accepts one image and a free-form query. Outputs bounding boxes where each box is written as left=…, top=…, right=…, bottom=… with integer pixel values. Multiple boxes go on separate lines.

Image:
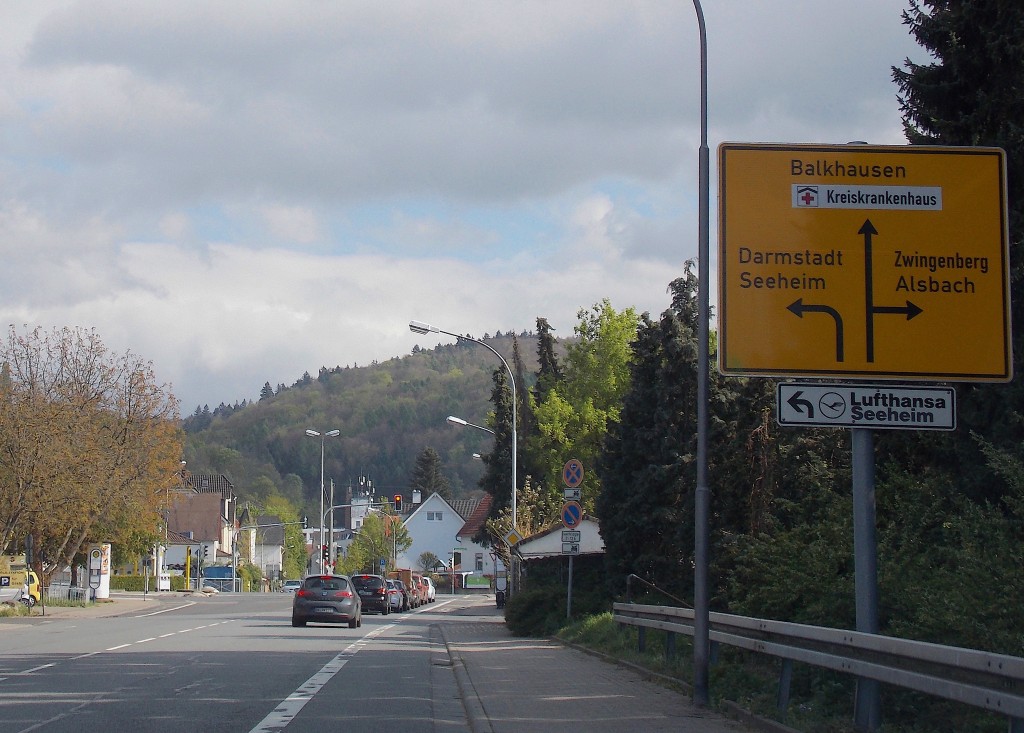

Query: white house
left=514, top=516, right=604, bottom=560
left=397, top=493, right=500, bottom=586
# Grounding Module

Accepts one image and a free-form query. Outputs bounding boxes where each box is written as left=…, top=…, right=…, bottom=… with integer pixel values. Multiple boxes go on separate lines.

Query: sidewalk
left=16, top=591, right=185, bottom=620
left=437, top=594, right=753, bottom=733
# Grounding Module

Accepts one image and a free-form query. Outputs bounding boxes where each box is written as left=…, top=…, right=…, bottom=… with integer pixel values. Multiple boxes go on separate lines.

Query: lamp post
left=411, top=321, right=517, bottom=532
left=305, top=428, right=340, bottom=573
left=689, top=0, right=712, bottom=708
left=446, top=415, right=495, bottom=435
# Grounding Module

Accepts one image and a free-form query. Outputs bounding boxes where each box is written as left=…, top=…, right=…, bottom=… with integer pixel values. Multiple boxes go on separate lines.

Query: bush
left=110, top=575, right=188, bottom=592
left=505, top=586, right=564, bottom=636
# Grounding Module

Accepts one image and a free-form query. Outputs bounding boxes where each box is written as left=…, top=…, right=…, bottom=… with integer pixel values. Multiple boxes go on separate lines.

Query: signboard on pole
left=718, top=143, right=1010, bottom=382
left=777, top=383, right=956, bottom=430
left=560, top=501, right=583, bottom=529
left=562, top=459, right=584, bottom=488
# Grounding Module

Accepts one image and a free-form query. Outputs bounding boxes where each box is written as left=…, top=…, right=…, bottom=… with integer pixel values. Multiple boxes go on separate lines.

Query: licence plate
left=315, top=607, right=334, bottom=613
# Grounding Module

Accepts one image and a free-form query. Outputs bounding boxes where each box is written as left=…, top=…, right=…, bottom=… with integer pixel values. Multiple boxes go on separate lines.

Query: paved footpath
left=438, top=594, right=752, bottom=733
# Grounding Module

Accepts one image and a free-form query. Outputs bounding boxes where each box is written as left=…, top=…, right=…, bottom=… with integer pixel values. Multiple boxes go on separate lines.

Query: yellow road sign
left=718, top=143, right=1010, bottom=382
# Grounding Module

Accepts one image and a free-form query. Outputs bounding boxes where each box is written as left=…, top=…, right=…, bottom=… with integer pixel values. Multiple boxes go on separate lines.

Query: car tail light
left=296, top=589, right=309, bottom=598
left=334, top=590, right=353, bottom=598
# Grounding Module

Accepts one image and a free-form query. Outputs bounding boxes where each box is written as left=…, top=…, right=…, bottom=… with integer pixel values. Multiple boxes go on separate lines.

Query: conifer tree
left=889, top=0, right=1024, bottom=499
left=409, top=447, right=452, bottom=502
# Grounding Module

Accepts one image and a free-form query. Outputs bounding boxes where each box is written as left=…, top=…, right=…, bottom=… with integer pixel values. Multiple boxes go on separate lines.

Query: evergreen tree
left=478, top=367, right=516, bottom=530
left=889, top=0, right=1024, bottom=500
left=409, top=447, right=452, bottom=502
left=534, top=317, right=562, bottom=404
left=259, top=382, right=274, bottom=401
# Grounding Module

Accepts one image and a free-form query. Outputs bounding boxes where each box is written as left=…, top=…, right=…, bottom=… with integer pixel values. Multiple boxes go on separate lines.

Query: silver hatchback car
left=291, top=574, right=362, bottom=628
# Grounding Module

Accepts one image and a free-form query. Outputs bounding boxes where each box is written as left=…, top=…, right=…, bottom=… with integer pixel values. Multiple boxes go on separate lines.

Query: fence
left=613, top=602, right=1024, bottom=731
left=44, top=583, right=87, bottom=603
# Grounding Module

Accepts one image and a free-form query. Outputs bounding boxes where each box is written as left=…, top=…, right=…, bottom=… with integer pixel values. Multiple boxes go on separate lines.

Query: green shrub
left=110, top=575, right=187, bottom=592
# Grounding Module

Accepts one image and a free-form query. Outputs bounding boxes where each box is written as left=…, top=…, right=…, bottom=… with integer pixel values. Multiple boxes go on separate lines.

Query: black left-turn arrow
left=786, top=389, right=815, bottom=418
left=787, top=299, right=845, bottom=362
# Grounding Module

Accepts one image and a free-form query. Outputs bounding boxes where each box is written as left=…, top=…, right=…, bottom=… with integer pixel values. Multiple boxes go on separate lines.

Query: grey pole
left=691, top=0, right=712, bottom=708
left=852, top=428, right=881, bottom=730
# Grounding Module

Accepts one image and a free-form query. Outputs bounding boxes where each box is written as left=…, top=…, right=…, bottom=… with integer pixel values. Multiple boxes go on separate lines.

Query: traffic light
left=394, top=494, right=403, bottom=512
left=321, top=544, right=329, bottom=563
left=203, top=545, right=209, bottom=560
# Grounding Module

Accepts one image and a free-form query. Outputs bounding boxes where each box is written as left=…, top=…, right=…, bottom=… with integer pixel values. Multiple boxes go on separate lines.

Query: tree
left=259, top=382, right=274, bottom=401
left=409, top=447, right=452, bottom=502
left=531, top=300, right=638, bottom=509
left=343, top=510, right=412, bottom=575
left=477, top=367, right=517, bottom=528
left=889, top=0, right=1024, bottom=501
left=0, top=326, right=181, bottom=582
left=533, top=317, right=562, bottom=404
left=417, top=551, right=439, bottom=573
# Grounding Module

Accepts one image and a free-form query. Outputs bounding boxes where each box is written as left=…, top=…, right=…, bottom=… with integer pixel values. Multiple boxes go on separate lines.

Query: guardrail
left=613, top=602, right=1024, bottom=730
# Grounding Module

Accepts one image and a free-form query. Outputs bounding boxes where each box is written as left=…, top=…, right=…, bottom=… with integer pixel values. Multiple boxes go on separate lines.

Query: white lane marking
left=135, top=601, right=196, bottom=617
left=248, top=624, right=395, bottom=732
left=247, top=654, right=351, bottom=732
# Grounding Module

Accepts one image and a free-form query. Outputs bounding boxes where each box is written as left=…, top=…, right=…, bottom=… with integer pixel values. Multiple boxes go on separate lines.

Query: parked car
left=291, top=574, right=361, bottom=628
left=411, top=574, right=429, bottom=606
left=423, top=576, right=436, bottom=602
left=281, top=579, right=302, bottom=593
left=351, top=573, right=390, bottom=615
left=385, top=580, right=403, bottom=612
left=393, top=579, right=412, bottom=611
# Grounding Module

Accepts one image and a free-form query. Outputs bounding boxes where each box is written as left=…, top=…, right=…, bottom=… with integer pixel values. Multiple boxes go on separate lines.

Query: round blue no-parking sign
left=561, top=500, right=583, bottom=529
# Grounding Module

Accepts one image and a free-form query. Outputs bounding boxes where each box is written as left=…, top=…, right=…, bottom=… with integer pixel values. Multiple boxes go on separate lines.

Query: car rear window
left=304, top=576, right=350, bottom=592
left=351, top=575, right=384, bottom=590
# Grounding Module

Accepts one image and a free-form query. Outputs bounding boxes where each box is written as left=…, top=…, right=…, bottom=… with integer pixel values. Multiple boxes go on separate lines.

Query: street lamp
left=446, top=415, right=495, bottom=435
left=411, top=321, right=517, bottom=531
left=305, top=428, right=340, bottom=573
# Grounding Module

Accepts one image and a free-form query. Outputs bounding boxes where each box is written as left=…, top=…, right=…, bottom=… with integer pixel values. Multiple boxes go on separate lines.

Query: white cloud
left=0, top=1, right=926, bottom=409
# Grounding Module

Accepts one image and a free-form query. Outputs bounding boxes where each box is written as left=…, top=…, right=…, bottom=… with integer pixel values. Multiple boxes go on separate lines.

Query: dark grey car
left=291, top=574, right=362, bottom=628
left=351, top=573, right=390, bottom=615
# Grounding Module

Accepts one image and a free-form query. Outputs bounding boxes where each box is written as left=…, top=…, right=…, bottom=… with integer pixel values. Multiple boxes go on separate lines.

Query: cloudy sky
left=0, top=1, right=924, bottom=412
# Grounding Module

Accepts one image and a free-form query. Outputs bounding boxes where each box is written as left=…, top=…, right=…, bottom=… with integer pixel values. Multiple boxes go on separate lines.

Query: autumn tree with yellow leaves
left=0, top=326, right=182, bottom=582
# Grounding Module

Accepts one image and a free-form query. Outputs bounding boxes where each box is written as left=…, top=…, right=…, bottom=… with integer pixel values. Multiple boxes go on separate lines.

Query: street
left=0, top=593, right=750, bottom=733
left=0, top=592, right=466, bottom=733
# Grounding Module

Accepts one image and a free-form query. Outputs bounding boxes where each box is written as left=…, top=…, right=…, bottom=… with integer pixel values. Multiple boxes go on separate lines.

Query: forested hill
left=181, top=332, right=540, bottom=514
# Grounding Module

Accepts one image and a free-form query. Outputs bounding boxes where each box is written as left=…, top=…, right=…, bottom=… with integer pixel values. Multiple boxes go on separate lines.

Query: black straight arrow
left=787, top=299, right=844, bottom=362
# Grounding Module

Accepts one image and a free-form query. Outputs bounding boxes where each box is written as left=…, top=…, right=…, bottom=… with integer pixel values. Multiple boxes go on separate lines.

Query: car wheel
left=291, top=616, right=306, bottom=627
left=348, top=616, right=358, bottom=629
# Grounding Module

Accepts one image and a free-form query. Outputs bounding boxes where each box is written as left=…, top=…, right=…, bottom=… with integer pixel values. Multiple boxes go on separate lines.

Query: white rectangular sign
left=777, top=383, right=956, bottom=430
left=561, top=543, right=580, bottom=555
left=563, top=488, right=581, bottom=501
left=561, top=531, right=581, bottom=543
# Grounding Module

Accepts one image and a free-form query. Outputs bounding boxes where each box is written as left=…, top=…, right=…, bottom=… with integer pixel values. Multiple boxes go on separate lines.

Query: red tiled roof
left=457, top=494, right=493, bottom=539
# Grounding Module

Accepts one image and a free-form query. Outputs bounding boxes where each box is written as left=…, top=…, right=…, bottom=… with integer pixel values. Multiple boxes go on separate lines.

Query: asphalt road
left=0, top=593, right=468, bottom=733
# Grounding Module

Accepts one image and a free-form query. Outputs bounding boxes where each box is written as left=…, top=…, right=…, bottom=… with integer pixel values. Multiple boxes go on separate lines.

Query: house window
left=427, top=511, right=443, bottom=521
left=475, top=553, right=483, bottom=571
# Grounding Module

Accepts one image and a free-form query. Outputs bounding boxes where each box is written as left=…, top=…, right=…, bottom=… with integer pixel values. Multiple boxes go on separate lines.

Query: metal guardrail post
left=666, top=631, right=676, bottom=661
left=637, top=626, right=646, bottom=653
left=777, top=659, right=793, bottom=717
